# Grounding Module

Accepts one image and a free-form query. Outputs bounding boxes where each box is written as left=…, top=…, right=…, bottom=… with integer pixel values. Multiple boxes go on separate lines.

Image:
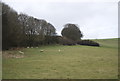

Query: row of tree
left=2, top=2, right=99, bottom=50
left=2, top=2, right=57, bottom=50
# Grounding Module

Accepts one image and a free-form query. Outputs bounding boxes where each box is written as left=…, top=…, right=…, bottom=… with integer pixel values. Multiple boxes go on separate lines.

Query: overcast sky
left=2, top=0, right=119, bottom=39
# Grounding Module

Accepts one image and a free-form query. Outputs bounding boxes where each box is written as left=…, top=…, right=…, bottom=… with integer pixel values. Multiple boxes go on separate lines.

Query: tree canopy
left=61, top=24, right=83, bottom=41
left=2, top=2, right=57, bottom=50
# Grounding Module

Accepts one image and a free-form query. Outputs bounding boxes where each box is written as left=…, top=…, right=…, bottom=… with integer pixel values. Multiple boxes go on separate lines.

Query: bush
left=44, top=36, right=59, bottom=45
left=77, top=40, right=100, bottom=47
left=58, top=36, right=76, bottom=46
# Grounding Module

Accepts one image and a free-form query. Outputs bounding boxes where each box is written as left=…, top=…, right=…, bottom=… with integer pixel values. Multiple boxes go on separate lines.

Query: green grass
left=2, top=38, right=118, bottom=79
left=0, top=51, right=2, bottom=80
left=93, top=38, right=118, bottom=48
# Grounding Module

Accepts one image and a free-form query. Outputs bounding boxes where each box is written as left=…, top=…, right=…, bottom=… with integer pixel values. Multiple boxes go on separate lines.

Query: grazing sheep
left=19, top=51, right=24, bottom=54
left=58, top=49, right=61, bottom=52
left=40, top=50, right=44, bottom=52
left=27, top=47, right=29, bottom=48
left=36, top=47, right=38, bottom=48
left=31, top=47, right=33, bottom=48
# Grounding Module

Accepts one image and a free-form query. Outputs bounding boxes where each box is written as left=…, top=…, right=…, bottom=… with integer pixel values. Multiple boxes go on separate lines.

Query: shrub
left=58, top=36, right=76, bottom=46
left=44, top=36, right=59, bottom=44
left=77, top=40, right=100, bottom=47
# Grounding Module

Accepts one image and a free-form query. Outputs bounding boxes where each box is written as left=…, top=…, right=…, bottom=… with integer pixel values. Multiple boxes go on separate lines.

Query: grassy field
left=2, top=38, right=118, bottom=79
left=0, top=51, right=2, bottom=80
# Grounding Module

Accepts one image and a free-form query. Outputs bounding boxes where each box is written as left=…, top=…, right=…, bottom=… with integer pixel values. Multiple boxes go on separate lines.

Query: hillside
left=2, top=38, right=118, bottom=79
left=93, top=38, right=118, bottom=48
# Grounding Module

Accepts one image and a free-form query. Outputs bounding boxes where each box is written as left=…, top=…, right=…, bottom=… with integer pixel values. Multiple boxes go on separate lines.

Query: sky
left=2, top=0, right=119, bottom=39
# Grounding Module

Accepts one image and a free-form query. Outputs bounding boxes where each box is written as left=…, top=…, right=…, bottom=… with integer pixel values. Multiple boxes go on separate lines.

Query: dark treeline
left=2, top=2, right=58, bottom=50
left=2, top=2, right=100, bottom=50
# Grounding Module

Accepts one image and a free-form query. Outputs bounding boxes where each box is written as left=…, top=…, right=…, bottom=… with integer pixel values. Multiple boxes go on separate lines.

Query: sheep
left=40, top=50, right=44, bottom=52
left=19, top=51, right=24, bottom=54
left=58, top=49, right=61, bottom=52
left=27, top=47, right=29, bottom=48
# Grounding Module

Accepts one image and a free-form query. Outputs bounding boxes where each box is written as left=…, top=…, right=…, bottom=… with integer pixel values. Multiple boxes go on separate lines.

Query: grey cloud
left=2, top=0, right=118, bottom=39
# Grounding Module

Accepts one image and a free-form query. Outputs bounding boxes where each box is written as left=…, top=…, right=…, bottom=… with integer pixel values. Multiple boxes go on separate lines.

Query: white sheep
left=40, top=50, right=44, bottom=52
left=58, top=49, right=61, bottom=52
left=27, top=47, right=29, bottom=48
left=19, top=51, right=24, bottom=54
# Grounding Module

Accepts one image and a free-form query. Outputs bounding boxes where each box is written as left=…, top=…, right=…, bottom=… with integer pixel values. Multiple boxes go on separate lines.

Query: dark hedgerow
left=77, top=40, right=100, bottom=47
left=58, top=36, right=76, bottom=46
